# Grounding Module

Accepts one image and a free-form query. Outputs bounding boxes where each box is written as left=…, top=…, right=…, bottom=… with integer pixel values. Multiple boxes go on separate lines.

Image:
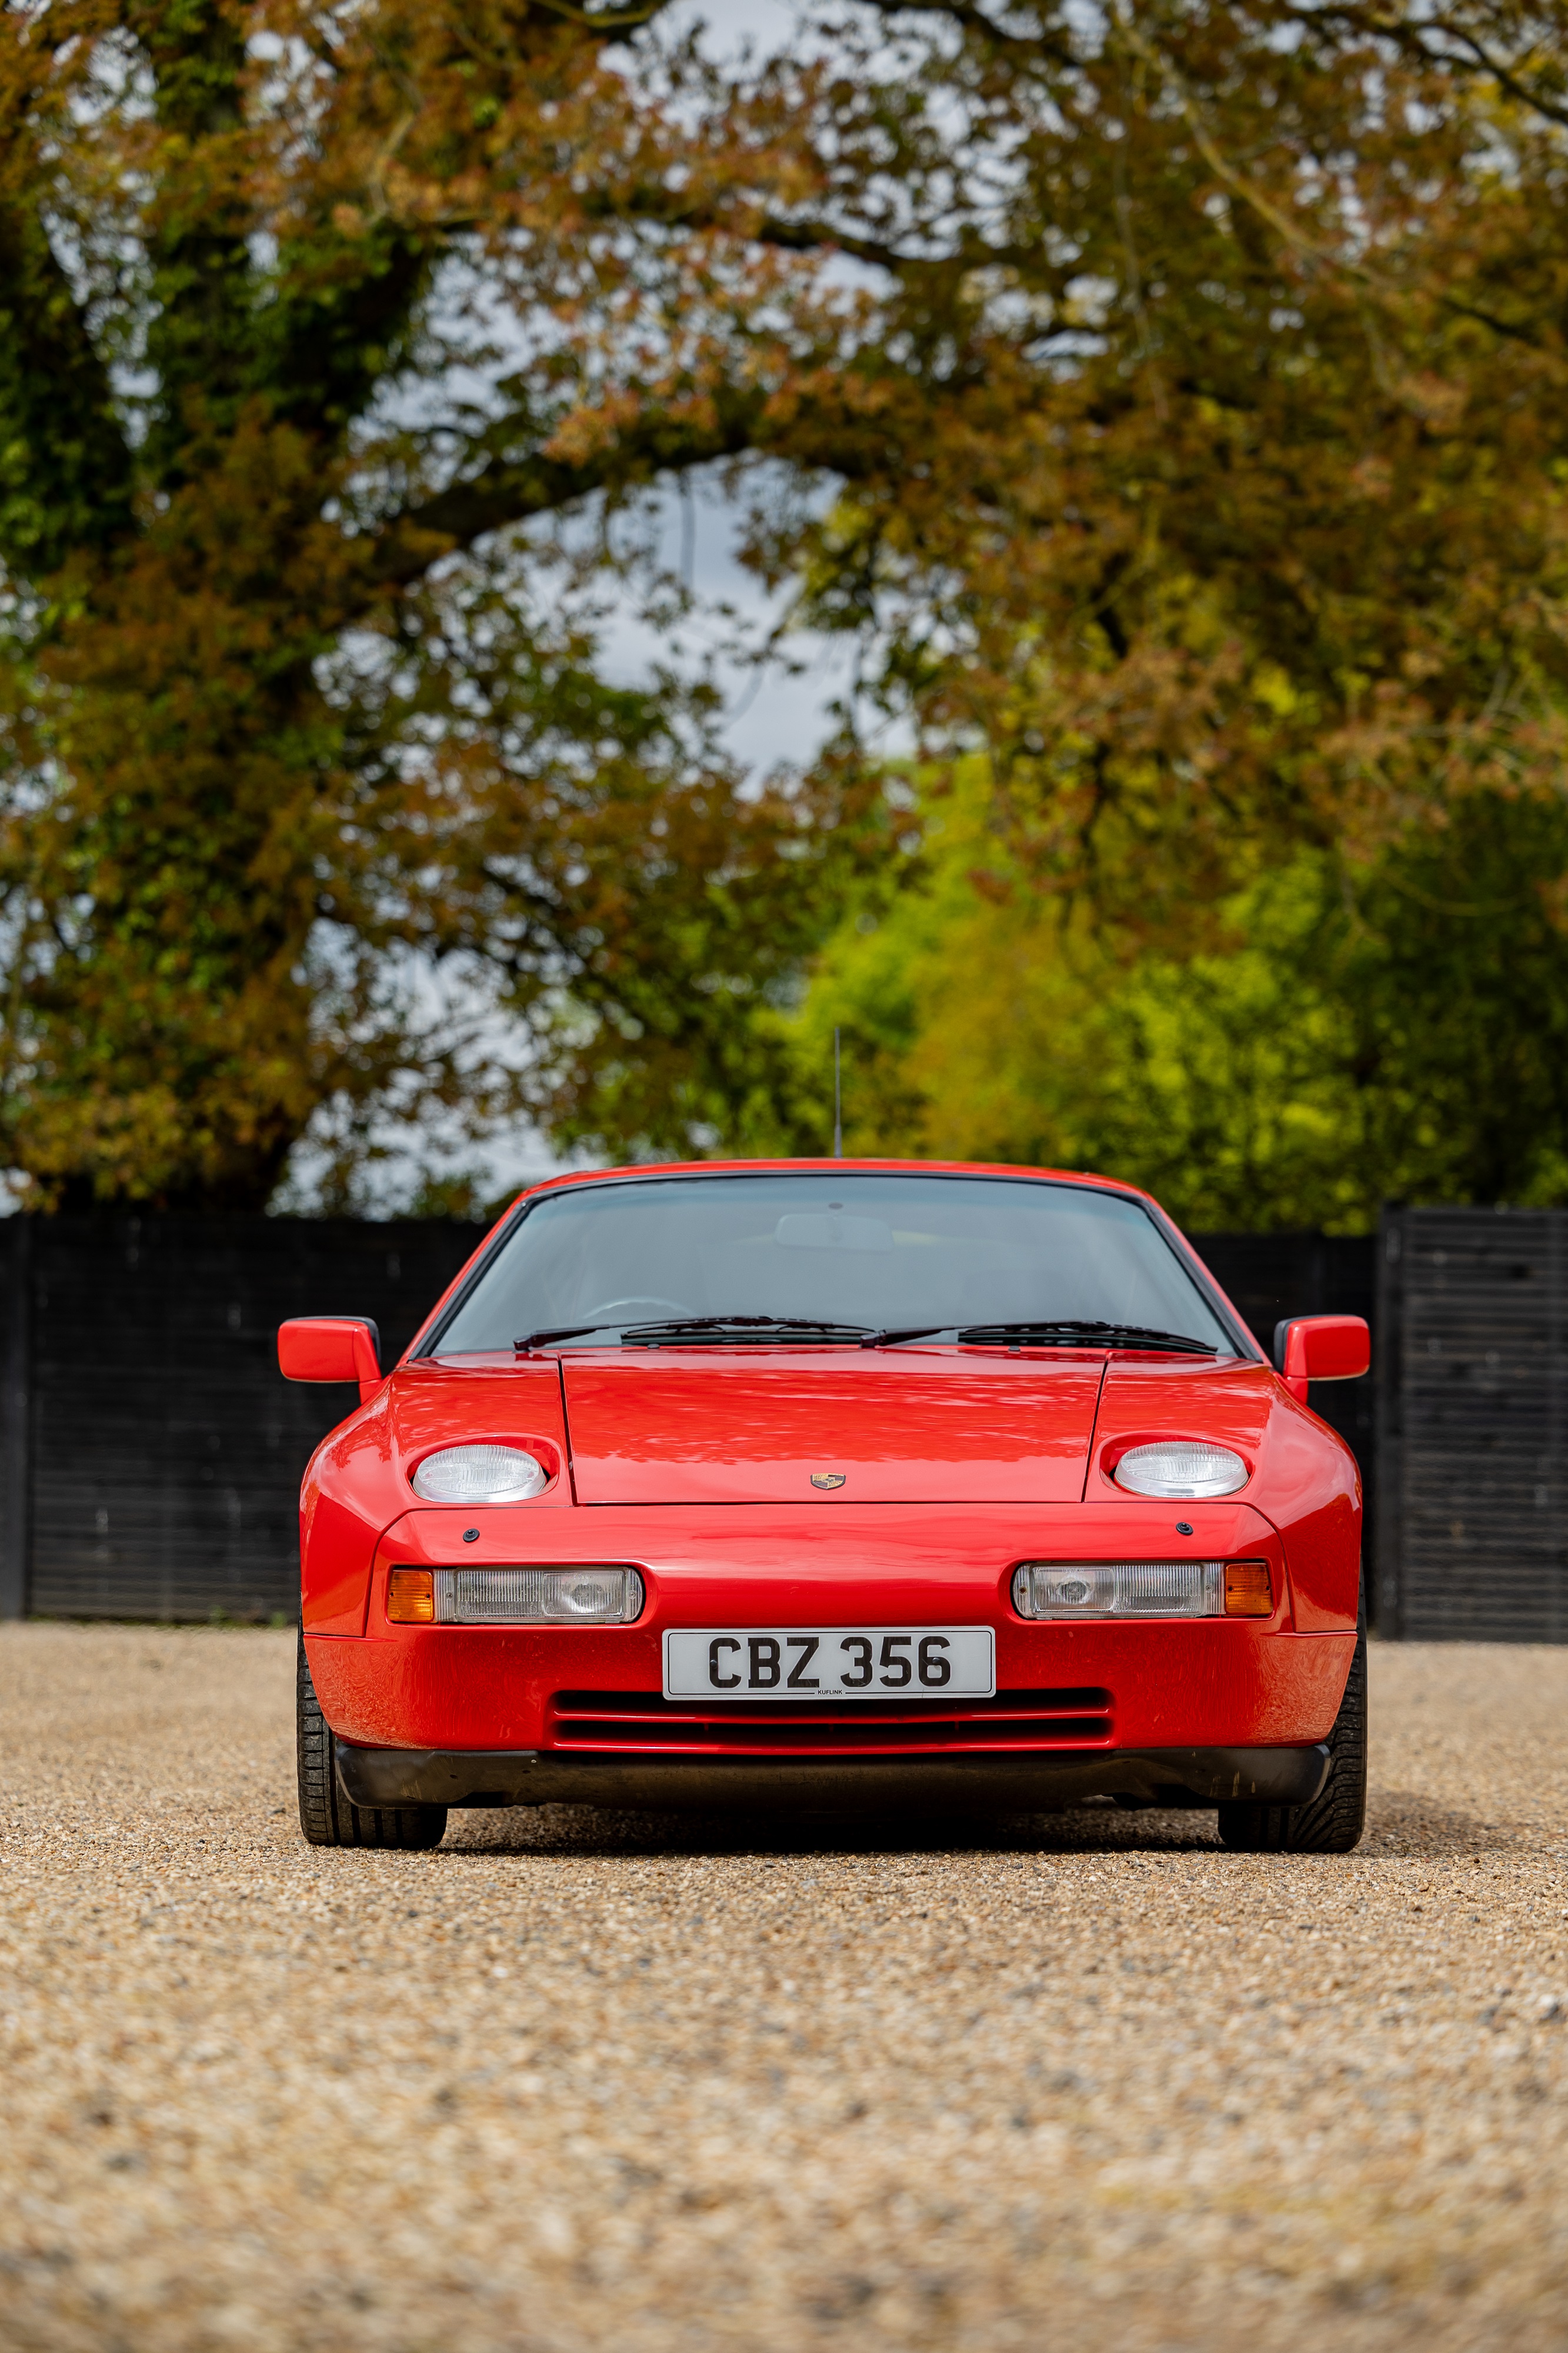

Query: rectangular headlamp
left=391, top=1565, right=646, bottom=1625
left=1012, top=1560, right=1272, bottom=1620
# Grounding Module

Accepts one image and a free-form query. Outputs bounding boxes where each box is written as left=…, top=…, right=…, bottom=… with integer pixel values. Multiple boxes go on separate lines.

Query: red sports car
left=279, top=1161, right=1370, bottom=1855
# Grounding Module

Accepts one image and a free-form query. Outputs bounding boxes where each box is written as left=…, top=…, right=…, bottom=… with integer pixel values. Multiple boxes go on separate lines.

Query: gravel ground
left=2, top=1625, right=1567, bottom=2353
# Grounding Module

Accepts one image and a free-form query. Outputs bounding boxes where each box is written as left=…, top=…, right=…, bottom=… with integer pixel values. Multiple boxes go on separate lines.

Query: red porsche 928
left=279, top=1161, right=1370, bottom=1856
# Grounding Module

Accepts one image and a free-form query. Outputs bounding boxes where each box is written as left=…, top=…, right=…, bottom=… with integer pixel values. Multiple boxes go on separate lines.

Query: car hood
left=560, top=1348, right=1108, bottom=1504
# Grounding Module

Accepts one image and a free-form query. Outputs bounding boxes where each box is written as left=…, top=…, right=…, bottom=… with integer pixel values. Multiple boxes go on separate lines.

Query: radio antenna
left=833, top=1027, right=842, bottom=1159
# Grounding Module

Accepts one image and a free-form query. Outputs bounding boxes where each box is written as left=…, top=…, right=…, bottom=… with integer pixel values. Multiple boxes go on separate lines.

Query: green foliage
left=781, top=764, right=1568, bottom=1230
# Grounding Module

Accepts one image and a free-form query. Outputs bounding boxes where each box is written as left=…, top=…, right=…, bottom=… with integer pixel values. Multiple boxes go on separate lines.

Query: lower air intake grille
left=547, top=1687, right=1114, bottom=1757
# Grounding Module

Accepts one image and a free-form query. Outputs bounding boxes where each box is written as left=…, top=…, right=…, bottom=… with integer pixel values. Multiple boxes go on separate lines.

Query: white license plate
left=663, top=1625, right=995, bottom=1702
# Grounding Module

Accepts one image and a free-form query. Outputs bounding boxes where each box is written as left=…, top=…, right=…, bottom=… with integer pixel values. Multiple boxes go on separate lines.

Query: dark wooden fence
left=1375, top=1207, right=1568, bottom=1641
left=4, top=1205, right=1547, bottom=1639
left=0, top=1215, right=483, bottom=1623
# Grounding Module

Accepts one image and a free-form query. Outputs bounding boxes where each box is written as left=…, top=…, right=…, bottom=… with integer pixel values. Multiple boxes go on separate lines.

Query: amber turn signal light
left=388, top=1568, right=435, bottom=1624
left=1224, top=1561, right=1272, bottom=1618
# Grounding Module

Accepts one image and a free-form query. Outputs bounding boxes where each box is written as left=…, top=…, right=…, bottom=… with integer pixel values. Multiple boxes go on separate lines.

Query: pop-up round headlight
left=1113, top=1441, right=1248, bottom=1499
left=411, top=1444, right=549, bottom=1503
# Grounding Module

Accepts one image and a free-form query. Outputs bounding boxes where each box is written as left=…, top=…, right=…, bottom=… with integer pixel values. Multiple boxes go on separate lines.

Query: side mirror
left=278, top=1317, right=383, bottom=1403
left=1273, top=1314, right=1370, bottom=1404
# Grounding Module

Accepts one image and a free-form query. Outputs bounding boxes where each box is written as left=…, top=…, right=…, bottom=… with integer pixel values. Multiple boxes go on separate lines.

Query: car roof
left=502, top=1158, right=1159, bottom=1211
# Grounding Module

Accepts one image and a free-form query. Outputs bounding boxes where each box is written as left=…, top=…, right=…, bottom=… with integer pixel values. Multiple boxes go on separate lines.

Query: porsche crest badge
left=810, top=1471, right=848, bottom=1490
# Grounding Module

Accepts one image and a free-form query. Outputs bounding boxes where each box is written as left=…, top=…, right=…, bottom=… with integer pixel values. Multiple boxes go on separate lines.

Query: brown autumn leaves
left=1, top=1, right=1566, bottom=1208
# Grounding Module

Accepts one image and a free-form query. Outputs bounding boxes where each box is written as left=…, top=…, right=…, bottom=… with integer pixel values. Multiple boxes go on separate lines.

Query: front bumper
left=304, top=1498, right=1359, bottom=1764
left=335, top=1739, right=1332, bottom=1814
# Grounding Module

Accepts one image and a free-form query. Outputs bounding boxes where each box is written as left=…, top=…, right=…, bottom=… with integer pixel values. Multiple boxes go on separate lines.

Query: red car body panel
left=298, top=1362, right=572, bottom=1635
left=291, top=1158, right=1366, bottom=1794
left=305, top=1497, right=1352, bottom=1755
left=561, top=1349, right=1106, bottom=1505
left=1087, top=1359, right=1361, bottom=1631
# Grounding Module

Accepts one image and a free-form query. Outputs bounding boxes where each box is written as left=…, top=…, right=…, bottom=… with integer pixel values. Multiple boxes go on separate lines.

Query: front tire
left=296, top=1635, right=447, bottom=1850
left=1217, top=1617, right=1367, bottom=1855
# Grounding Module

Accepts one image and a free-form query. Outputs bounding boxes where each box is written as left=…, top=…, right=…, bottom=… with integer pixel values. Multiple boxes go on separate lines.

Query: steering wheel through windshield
left=577, top=1295, right=695, bottom=1324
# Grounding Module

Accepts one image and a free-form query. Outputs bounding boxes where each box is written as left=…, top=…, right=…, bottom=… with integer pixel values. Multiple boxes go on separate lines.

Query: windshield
left=426, top=1174, right=1240, bottom=1355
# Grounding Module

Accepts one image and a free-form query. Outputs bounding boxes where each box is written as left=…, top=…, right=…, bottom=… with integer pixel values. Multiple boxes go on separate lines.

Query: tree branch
left=753, top=214, right=1068, bottom=286
left=568, top=169, right=1081, bottom=292
left=368, top=393, right=771, bottom=589
left=530, top=0, right=669, bottom=27
left=855, top=0, right=1075, bottom=67
left=752, top=215, right=943, bottom=272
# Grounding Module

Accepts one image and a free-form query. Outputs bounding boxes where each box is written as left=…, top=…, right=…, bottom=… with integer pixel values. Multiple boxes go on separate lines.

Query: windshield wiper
left=516, top=1314, right=1216, bottom=1355
left=515, top=1314, right=877, bottom=1350
left=619, top=1315, right=874, bottom=1345
left=860, top=1320, right=1218, bottom=1352
left=955, top=1319, right=1219, bottom=1354
left=514, top=1322, right=620, bottom=1350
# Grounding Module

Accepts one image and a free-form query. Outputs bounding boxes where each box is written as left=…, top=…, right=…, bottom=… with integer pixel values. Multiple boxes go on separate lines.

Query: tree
left=0, top=0, right=890, bottom=1208
left=6, top=1, right=1568, bottom=1211
left=733, top=0, right=1568, bottom=1218
left=789, top=4, right=1568, bottom=884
